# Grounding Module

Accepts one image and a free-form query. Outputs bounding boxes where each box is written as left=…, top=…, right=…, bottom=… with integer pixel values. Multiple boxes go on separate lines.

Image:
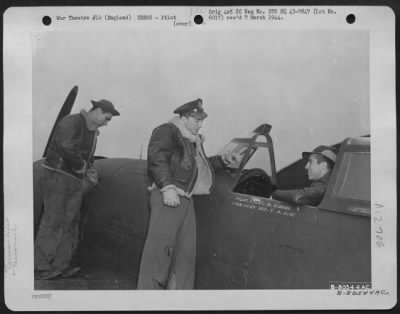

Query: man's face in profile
left=182, top=115, right=204, bottom=135
left=93, top=109, right=113, bottom=128
left=305, top=154, right=327, bottom=181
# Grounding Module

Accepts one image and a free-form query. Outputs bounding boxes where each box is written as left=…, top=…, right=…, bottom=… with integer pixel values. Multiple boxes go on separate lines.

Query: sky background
left=33, top=29, right=369, bottom=170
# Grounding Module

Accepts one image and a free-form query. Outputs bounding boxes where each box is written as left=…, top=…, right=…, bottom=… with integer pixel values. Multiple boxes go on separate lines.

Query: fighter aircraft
left=34, top=86, right=371, bottom=290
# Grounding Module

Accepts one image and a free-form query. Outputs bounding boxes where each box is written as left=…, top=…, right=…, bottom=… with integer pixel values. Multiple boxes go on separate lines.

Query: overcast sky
left=33, top=29, right=369, bottom=170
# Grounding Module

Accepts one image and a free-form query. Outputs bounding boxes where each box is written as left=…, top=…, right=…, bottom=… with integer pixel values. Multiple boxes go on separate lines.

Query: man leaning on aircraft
left=272, top=145, right=337, bottom=206
left=137, top=98, right=238, bottom=290
left=34, top=99, right=120, bottom=280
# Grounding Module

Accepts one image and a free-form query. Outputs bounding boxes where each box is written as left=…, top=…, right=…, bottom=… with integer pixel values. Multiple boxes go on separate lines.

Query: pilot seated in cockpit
left=271, top=145, right=336, bottom=206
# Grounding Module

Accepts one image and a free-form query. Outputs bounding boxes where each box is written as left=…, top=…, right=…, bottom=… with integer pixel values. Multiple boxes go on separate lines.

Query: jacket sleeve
left=53, top=116, right=86, bottom=171
left=147, top=124, right=175, bottom=189
left=271, top=184, right=326, bottom=206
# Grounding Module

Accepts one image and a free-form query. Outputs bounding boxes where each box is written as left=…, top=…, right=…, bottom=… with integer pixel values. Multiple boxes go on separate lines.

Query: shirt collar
left=169, top=116, right=202, bottom=144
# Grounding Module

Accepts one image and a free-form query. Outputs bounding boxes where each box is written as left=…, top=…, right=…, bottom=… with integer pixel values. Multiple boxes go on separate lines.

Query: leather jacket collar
left=80, top=109, right=98, bottom=132
left=169, top=116, right=204, bottom=144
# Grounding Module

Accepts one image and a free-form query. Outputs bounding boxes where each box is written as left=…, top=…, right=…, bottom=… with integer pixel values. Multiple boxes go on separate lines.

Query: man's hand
left=221, top=151, right=241, bottom=166
left=86, top=167, right=98, bottom=186
left=162, top=188, right=180, bottom=207
left=73, top=160, right=87, bottom=174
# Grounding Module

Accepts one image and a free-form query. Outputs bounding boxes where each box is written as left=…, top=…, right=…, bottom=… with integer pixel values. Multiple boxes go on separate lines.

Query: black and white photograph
left=3, top=5, right=397, bottom=311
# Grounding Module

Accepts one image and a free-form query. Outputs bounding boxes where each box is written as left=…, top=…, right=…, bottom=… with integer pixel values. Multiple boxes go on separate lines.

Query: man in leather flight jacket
left=272, top=145, right=337, bottom=206
left=35, top=99, right=120, bottom=280
left=137, top=99, right=237, bottom=290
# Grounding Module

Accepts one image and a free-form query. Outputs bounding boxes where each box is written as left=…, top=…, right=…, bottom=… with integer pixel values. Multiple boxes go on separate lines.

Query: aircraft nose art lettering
left=231, top=195, right=298, bottom=218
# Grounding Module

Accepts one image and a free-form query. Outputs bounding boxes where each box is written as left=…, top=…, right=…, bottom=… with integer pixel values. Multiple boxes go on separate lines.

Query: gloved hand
left=162, top=188, right=180, bottom=207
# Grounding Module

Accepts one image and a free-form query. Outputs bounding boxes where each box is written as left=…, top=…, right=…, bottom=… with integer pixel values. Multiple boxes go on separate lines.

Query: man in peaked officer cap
left=271, top=145, right=337, bottom=206
left=173, top=98, right=208, bottom=120
left=35, top=97, right=120, bottom=280
left=137, top=98, right=238, bottom=290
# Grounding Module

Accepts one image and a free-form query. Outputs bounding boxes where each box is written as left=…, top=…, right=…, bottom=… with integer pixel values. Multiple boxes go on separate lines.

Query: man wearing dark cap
left=137, top=98, right=237, bottom=289
left=271, top=145, right=336, bottom=206
left=35, top=99, right=120, bottom=280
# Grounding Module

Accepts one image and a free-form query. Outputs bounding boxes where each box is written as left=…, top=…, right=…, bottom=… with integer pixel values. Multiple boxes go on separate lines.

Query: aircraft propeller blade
left=42, top=85, right=79, bottom=157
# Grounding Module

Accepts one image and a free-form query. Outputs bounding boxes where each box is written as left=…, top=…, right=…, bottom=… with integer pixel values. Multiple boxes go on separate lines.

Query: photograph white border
left=3, top=6, right=397, bottom=310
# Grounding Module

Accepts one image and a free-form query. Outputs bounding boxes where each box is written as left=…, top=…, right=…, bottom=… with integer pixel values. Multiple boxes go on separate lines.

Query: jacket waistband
left=42, top=164, right=83, bottom=182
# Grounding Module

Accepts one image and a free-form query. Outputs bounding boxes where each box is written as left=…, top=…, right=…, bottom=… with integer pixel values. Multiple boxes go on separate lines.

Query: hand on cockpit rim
left=85, top=167, right=98, bottom=186
left=162, top=187, right=181, bottom=208
left=221, top=151, right=241, bottom=166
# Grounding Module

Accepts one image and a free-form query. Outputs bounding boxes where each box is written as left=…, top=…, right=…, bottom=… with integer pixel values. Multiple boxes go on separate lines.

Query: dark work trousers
left=137, top=189, right=196, bottom=289
left=34, top=168, right=92, bottom=272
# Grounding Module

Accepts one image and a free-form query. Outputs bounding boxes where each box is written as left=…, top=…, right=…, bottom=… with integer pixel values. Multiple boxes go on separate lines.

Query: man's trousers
left=137, top=189, right=196, bottom=289
left=34, top=169, right=91, bottom=272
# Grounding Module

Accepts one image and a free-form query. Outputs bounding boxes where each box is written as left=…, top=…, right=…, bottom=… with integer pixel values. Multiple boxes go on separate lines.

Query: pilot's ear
left=320, top=160, right=329, bottom=172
